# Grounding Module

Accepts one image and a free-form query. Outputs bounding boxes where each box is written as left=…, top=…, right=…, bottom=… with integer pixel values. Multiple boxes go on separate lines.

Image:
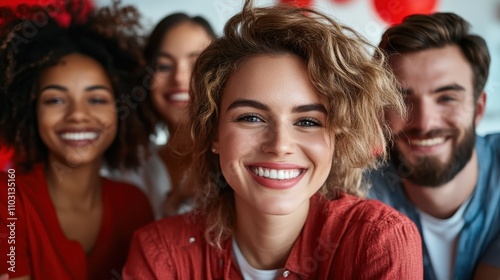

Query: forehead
left=39, top=54, right=111, bottom=87
left=159, top=22, right=211, bottom=52
left=222, top=54, right=324, bottom=107
left=389, top=45, right=473, bottom=94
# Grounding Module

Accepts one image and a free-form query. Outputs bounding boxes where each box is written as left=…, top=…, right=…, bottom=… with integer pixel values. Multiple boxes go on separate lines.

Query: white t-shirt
left=232, top=238, right=280, bottom=280
left=417, top=198, right=471, bottom=280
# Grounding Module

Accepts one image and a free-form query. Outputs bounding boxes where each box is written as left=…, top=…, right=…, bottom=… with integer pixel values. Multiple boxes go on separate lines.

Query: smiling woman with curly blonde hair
left=123, top=1, right=423, bottom=279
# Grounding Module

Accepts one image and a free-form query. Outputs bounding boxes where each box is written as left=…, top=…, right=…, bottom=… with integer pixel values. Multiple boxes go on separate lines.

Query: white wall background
left=96, top=0, right=500, bottom=135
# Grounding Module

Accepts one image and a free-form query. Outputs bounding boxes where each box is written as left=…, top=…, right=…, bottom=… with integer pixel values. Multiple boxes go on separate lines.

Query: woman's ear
left=211, top=138, right=219, bottom=154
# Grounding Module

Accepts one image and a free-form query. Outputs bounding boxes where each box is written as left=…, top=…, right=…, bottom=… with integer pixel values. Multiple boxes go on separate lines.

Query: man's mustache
left=395, top=128, right=458, bottom=141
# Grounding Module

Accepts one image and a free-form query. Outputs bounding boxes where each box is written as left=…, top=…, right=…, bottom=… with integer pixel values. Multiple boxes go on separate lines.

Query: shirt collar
left=217, top=194, right=332, bottom=279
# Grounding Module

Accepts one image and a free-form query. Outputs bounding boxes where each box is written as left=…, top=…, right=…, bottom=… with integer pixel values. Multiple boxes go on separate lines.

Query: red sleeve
left=107, top=180, right=154, bottom=230
left=0, top=172, right=31, bottom=278
left=0, top=146, right=13, bottom=171
left=122, top=224, right=174, bottom=279
left=357, top=216, right=423, bottom=279
left=129, top=188, right=154, bottom=230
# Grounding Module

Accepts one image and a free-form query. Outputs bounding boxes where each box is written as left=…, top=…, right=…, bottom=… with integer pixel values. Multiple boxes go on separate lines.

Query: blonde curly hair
left=187, top=0, right=404, bottom=247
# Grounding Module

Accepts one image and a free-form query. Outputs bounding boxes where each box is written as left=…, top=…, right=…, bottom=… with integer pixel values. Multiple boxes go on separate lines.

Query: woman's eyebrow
left=39, top=85, right=67, bottom=93
left=227, top=99, right=269, bottom=112
left=39, top=85, right=113, bottom=94
left=292, top=104, right=327, bottom=114
left=227, top=99, right=327, bottom=114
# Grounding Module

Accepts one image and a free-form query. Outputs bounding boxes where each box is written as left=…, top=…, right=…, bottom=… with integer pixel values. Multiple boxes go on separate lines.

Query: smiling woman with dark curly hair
left=0, top=2, right=155, bottom=279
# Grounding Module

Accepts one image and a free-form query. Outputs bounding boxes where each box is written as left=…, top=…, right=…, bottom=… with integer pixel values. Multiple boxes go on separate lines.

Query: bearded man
left=368, top=12, right=500, bottom=280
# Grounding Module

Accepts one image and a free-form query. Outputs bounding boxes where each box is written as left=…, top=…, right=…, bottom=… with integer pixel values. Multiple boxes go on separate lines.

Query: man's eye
left=439, top=95, right=455, bottom=102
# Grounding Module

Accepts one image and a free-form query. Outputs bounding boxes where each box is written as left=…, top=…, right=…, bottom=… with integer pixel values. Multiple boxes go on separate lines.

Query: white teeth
left=411, top=137, right=445, bottom=146
left=251, top=167, right=301, bottom=180
left=60, top=132, right=98, bottom=141
left=169, top=93, right=190, bottom=101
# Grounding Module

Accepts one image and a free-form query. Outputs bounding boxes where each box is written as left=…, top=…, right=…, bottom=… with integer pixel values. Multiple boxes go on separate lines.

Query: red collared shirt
left=123, top=193, right=423, bottom=279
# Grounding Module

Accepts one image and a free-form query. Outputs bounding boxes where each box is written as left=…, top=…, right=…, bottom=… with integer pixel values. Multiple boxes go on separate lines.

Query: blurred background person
left=0, top=2, right=154, bottom=279
left=102, top=13, right=215, bottom=218
left=0, top=0, right=94, bottom=172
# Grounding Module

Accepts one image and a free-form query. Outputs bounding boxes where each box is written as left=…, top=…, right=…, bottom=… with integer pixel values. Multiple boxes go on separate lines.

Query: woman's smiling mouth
left=250, top=166, right=302, bottom=180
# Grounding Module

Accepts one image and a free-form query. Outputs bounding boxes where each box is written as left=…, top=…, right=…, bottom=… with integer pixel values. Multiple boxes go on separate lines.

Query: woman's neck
left=233, top=195, right=310, bottom=270
left=45, top=156, right=102, bottom=211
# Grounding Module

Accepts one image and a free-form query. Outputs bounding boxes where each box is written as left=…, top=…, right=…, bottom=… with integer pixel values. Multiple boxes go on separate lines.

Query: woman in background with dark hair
left=103, top=13, right=215, bottom=218
left=0, top=3, right=154, bottom=279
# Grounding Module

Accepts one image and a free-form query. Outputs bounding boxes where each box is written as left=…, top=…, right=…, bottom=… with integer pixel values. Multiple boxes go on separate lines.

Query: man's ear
left=474, top=91, right=487, bottom=126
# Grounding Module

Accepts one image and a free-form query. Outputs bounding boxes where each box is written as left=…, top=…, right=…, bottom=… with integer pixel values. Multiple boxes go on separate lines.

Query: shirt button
left=189, top=237, right=195, bottom=243
left=282, top=270, right=290, bottom=278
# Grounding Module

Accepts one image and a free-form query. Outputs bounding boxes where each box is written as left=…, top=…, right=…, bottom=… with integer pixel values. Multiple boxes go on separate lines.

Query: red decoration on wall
left=373, top=0, right=439, bottom=25
left=279, top=0, right=314, bottom=8
left=0, top=0, right=93, bottom=27
left=2, top=0, right=40, bottom=5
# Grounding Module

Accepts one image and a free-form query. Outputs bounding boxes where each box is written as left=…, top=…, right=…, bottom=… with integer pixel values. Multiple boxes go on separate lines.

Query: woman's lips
left=163, top=92, right=190, bottom=107
left=57, top=130, right=100, bottom=146
left=247, top=163, right=306, bottom=189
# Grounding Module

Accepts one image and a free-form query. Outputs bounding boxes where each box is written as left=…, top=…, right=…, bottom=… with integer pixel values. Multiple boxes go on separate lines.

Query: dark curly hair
left=0, top=1, right=156, bottom=172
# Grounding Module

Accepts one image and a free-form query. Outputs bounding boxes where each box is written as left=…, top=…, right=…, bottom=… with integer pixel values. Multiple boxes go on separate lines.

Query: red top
left=123, top=193, right=423, bottom=279
left=0, top=145, right=13, bottom=171
left=0, top=165, right=154, bottom=280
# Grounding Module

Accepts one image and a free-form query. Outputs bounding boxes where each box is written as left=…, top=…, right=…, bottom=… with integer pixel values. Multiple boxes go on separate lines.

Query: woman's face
left=213, top=54, right=334, bottom=216
left=151, top=22, right=212, bottom=128
left=37, top=53, right=117, bottom=167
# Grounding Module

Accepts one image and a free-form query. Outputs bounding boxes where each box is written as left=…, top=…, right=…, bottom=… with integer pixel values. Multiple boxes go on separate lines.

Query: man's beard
left=391, top=124, right=476, bottom=187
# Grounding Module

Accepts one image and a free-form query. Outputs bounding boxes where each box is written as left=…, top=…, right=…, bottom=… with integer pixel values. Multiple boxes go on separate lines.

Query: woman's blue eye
left=296, top=118, right=322, bottom=127
left=236, top=114, right=263, bottom=123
